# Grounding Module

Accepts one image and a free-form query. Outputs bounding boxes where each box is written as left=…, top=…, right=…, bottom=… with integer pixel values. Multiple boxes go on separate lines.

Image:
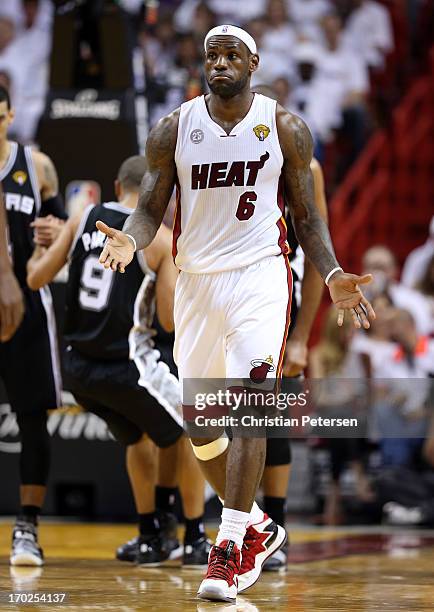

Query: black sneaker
left=10, top=521, right=44, bottom=567
left=263, top=540, right=289, bottom=572
left=115, top=511, right=182, bottom=563
left=182, top=536, right=212, bottom=568
left=157, top=511, right=183, bottom=560
left=116, top=536, right=139, bottom=563
left=137, top=534, right=170, bottom=566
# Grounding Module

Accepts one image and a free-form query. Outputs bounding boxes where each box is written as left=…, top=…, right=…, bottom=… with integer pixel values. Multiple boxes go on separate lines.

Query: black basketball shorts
left=63, top=346, right=183, bottom=448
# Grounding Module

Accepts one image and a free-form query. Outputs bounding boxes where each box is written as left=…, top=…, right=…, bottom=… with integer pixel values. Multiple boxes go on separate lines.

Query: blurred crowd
left=310, top=219, right=434, bottom=525
left=0, top=0, right=409, bottom=159
left=0, top=0, right=430, bottom=175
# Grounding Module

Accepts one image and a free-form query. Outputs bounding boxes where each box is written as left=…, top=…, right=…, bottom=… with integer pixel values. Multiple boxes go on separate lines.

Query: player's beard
left=207, top=72, right=250, bottom=99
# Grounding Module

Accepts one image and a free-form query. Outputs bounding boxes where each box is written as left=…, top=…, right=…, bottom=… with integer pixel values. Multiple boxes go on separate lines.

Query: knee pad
left=265, top=437, right=291, bottom=466
left=190, top=435, right=229, bottom=461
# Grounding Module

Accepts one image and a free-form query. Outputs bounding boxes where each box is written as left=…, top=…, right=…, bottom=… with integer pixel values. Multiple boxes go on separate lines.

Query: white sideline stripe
left=129, top=277, right=183, bottom=428
left=24, top=146, right=41, bottom=215
left=39, top=286, right=62, bottom=407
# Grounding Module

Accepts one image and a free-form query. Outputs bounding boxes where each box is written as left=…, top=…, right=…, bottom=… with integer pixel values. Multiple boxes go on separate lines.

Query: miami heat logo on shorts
left=253, top=124, right=270, bottom=141
left=250, top=355, right=275, bottom=383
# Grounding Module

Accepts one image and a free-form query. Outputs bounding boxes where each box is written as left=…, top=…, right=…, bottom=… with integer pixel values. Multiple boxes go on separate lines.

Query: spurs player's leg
left=0, top=86, right=66, bottom=567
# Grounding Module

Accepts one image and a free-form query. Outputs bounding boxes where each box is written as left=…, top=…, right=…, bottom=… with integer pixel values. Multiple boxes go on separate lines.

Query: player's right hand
left=0, top=268, right=25, bottom=342
left=96, top=220, right=135, bottom=273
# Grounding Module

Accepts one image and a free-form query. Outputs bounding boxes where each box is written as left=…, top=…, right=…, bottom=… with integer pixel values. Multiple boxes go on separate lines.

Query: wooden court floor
left=1, top=522, right=434, bottom=611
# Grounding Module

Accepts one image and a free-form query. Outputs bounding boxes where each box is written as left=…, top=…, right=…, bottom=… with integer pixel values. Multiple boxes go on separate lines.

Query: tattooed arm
left=283, top=158, right=328, bottom=376
left=98, top=109, right=179, bottom=272
left=32, top=150, right=66, bottom=246
left=33, top=150, right=59, bottom=201
left=276, top=106, right=375, bottom=328
left=277, top=108, right=337, bottom=277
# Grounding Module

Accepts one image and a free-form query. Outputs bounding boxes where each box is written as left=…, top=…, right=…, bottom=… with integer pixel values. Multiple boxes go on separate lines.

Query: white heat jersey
left=173, top=93, right=289, bottom=273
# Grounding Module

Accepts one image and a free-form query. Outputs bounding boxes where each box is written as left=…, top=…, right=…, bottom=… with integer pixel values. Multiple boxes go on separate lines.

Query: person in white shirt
left=289, top=42, right=341, bottom=146
left=0, top=0, right=53, bottom=142
left=362, top=246, right=432, bottom=336
left=401, top=216, right=434, bottom=289
left=174, top=0, right=266, bottom=31
left=318, top=13, right=369, bottom=109
left=415, top=254, right=434, bottom=335
left=373, top=308, right=433, bottom=469
left=0, top=0, right=51, bottom=34
left=0, top=15, right=15, bottom=53
left=248, top=16, right=295, bottom=87
left=350, top=293, right=397, bottom=378
left=316, top=12, right=370, bottom=168
left=262, top=0, right=297, bottom=59
left=287, top=0, right=332, bottom=41
left=341, top=0, right=393, bottom=69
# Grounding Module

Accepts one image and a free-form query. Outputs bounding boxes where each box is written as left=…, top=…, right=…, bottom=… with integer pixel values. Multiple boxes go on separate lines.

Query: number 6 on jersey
left=236, top=191, right=257, bottom=221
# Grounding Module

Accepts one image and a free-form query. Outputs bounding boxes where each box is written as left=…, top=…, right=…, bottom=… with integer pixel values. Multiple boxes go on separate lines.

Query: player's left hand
left=328, top=271, right=376, bottom=329
left=31, top=215, right=65, bottom=247
left=283, top=338, right=308, bottom=377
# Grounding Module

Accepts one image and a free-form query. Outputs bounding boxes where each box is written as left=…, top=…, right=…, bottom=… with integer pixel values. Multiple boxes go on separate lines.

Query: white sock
left=247, top=501, right=265, bottom=527
left=216, top=507, right=250, bottom=550
left=219, top=498, right=265, bottom=528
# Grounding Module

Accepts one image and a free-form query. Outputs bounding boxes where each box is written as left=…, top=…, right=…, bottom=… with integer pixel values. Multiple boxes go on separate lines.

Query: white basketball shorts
left=173, top=255, right=293, bottom=396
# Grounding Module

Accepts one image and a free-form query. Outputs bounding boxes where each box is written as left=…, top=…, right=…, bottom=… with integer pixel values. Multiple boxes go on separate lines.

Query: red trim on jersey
left=277, top=175, right=290, bottom=255
left=276, top=255, right=293, bottom=385
left=172, top=181, right=182, bottom=260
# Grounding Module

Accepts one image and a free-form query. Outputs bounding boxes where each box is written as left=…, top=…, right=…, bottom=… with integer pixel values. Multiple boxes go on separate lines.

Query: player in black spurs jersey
left=0, top=182, right=24, bottom=341
left=27, top=156, right=211, bottom=567
left=0, top=86, right=66, bottom=567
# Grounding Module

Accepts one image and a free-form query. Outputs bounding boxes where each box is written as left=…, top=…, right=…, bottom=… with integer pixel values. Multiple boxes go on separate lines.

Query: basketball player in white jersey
left=97, top=25, right=375, bottom=602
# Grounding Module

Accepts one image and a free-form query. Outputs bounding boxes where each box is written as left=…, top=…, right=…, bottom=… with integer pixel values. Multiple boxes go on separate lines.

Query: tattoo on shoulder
left=43, top=156, right=59, bottom=192
left=292, top=117, right=313, bottom=164
left=146, top=110, right=179, bottom=166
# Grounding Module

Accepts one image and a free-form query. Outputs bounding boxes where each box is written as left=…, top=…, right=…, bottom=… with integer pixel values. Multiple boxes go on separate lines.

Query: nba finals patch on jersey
left=253, top=124, right=270, bottom=141
left=12, top=170, right=27, bottom=185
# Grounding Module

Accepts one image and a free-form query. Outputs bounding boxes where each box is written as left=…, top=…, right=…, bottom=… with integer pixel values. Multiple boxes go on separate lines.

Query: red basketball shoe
left=237, top=514, right=287, bottom=592
left=197, top=539, right=241, bottom=602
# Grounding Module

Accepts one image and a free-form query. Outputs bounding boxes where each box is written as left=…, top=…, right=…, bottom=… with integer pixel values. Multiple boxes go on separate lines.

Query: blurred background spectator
left=0, top=0, right=53, bottom=142
left=361, top=246, right=432, bottom=336
left=309, top=307, right=373, bottom=525
left=341, top=0, right=393, bottom=70
left=401, top=216, right=434, bottom=290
